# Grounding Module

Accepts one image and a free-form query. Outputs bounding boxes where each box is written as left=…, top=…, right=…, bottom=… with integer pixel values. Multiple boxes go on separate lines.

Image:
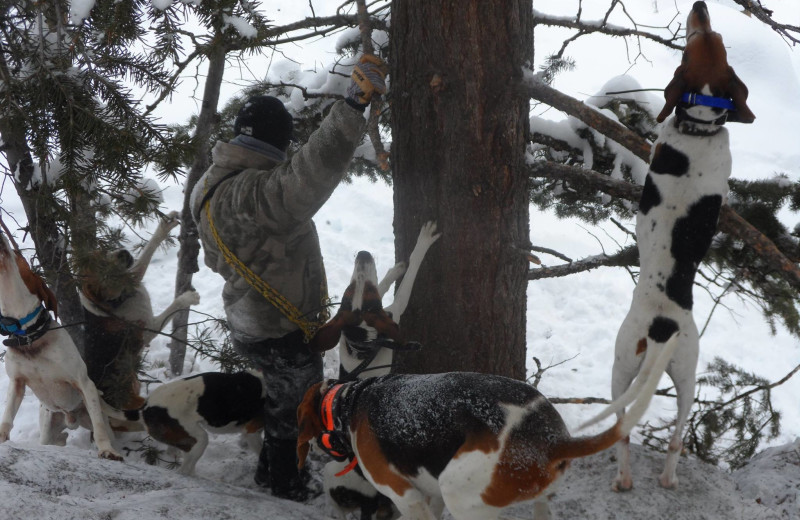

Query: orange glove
left=347, top=55, right=388, bottom=106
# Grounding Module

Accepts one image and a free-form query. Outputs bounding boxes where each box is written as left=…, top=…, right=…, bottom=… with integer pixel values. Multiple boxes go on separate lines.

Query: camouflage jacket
left=190, top=100, right=366, bottom=342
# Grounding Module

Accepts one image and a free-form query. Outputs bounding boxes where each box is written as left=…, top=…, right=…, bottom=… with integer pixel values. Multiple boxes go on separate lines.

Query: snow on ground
left=0, top=0, right=799, bottom=518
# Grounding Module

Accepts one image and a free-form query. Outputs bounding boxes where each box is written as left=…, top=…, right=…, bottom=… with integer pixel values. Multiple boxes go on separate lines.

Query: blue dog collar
left=0, top=306, right=43, bottom=335
left=681, top=92, right=736, bottom=110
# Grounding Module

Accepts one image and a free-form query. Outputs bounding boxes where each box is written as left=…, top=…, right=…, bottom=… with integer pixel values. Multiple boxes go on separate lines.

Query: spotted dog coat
left=298, top=346, right=677, bottom=520
left=308, top=221, right=440, bottom=520
left=0, top=232, right=122, bottom=461
left=80, top=211, right=200, bottom=409
left=106, top=371, right=266, bottom=475
left=585, top=1, right=755, bottom=492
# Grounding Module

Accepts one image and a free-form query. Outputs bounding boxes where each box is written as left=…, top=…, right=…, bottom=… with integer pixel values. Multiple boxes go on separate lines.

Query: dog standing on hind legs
left=79, top=211, right=201, bottom=409
left=584, top=1, right=755, bottom=492
left=307, top=221, right=440, bottom=520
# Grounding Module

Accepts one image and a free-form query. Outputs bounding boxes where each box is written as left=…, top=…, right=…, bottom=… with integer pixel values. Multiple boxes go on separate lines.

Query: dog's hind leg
left=39, top=405, right=68, bottom=446
left=660, top=341, right=698, bottom=489
left=610, top=360, right=638, bottom=492
left=178, top=424, right=208, bottom=476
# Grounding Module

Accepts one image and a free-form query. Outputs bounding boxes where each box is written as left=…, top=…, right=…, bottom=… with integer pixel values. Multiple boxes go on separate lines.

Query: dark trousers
left=233, top=329, right=324, bottom=439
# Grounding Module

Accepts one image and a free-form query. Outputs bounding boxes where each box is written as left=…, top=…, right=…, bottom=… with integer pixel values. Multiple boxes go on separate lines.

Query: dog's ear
left=363, top=311, right=403, bottom=344
left=657, top=65, right=686, bottom=123
left=114, top=249, right=135, bottom=269
left=725, top=66, right=755, bottom=124
left=15, top=252, right=59, bottom=319
left=307, top=312, right=349, bottom=353
left=296, top=382, right=325, bottom=469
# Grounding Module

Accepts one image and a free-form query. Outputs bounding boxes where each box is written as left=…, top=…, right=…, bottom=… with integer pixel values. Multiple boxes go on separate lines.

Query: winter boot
left=267, top=437, right=311, bottom=502
left=254, top=436, right=271, bottom=488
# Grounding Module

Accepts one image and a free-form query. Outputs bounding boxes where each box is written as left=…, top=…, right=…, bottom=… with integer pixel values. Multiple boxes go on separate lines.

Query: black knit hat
left=233, top=96, right=294, bottom=151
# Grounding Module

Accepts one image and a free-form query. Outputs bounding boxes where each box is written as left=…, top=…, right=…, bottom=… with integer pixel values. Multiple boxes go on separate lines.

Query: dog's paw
left=178, top=290, right=201, bottom=307
left=612, top=475, right=633, bottom=492
left=417, top=221, right=441, bottom=247
left=155, top=210, right=181, bottom=237
left=98, top=449, right=124, bottom=462
left=0, top=426, right=10, bottom=443
left=385, top=261, right=407, bottom=279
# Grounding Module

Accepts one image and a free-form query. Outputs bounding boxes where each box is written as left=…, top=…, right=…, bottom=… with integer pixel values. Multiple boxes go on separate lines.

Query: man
left=190, top=55, right=386, bottom=500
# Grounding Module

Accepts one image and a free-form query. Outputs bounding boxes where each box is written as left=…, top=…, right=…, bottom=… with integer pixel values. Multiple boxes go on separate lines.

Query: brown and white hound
left=583, top=1, right=755, bottom=492
left=0, top=231, right=122, bottom=460
left=79, top=211, right=200, bottom=409
left=308, top=221, right=439, bottom=520
left=297, top=333, right=677, bottom=520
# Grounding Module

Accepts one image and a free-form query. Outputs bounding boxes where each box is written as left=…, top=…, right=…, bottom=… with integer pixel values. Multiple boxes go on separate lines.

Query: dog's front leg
left=387, top=221, right=440, bottom=321
left=0, top=378, right=26, bottom=442
left=378, top=262, right=407, bottom=298
left=74, top=375, right=123, bottom=461
left=144, top=290, right=201, bottom=344
left=129, top=211, right=181, bottom=282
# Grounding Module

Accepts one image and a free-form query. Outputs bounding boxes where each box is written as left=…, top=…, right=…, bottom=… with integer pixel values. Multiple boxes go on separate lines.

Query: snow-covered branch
left=728, top=0, right=800, bottom=45
left=533, top=9, right=683, bottom=52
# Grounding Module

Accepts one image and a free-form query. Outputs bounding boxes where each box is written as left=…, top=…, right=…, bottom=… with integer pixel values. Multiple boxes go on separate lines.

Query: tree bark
left=0, top=50, right=84, bottom=350
left=390, top=1, right=533, bottom=379
left=167, top=42, right=227, bottom=375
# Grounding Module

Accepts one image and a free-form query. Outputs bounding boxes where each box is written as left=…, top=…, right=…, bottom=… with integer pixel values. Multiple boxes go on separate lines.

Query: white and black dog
left=105, top=370, right=266, bottom=475
left=307, top=221, right=440, bottom=520
left=80, top=211, right=200, bottom=409
left=584, top=1, right=755, bottom=492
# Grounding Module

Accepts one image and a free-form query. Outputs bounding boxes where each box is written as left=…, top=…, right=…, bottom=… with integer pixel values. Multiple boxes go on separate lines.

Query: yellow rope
left=202, top=177, right=327, bottom=342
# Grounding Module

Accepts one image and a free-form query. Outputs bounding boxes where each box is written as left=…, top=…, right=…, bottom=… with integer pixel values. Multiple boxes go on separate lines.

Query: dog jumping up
left=79, top=211, right=200, bottom=409
left=298, top=333, right=678, bottom=520
left=0, top=231, right=122, bottom=460
left=105, top=370, right=266, bottom=475
left=308, top=221, right=439, bottom=520
left=584, top=1, right=755, bottom=492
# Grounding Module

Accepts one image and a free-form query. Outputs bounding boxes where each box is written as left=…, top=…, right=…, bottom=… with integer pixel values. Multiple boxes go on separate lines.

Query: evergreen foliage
left=642, top=357, right=781, bottom=470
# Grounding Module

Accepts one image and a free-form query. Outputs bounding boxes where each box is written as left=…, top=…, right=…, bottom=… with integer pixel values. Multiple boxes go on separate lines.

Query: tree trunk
left=390, top=1, right=533, bottom=379
left=167, top=42, right=227, bottom=375
left=0, top=94, right=85, bottom=352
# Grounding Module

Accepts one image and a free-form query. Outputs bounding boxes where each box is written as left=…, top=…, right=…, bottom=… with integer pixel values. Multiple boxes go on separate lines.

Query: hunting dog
left=308, top=221, right=440, bottom=520
left=297, top=334, right=678, bottom=520
left=80, top=211, right=200, bottom=409
left=584, top=1, right=755, bottom=492
left=0, top=231, right=122, bottom=460
left=105, top=370, right=266, bottom=475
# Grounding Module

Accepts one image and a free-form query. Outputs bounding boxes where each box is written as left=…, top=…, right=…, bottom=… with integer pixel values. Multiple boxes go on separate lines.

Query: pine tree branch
left=727, top=0, right=800, bottom=45
left=524, top=78, right=800, bottom=291
left=533, top=9, right=684, bottom=51
left=529, top=160, right=643, bottom=201
left=525, top=78, right=653, bottom=162
left=528, top=244, right=639, bottom=280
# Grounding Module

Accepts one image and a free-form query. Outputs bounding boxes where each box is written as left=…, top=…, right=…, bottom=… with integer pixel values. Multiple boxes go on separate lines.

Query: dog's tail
left=550, top=333, right=679, bottom=461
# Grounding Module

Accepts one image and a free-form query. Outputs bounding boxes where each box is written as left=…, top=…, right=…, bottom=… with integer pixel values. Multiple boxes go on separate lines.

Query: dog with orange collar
left=298, top=335, right=677, bottom=520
